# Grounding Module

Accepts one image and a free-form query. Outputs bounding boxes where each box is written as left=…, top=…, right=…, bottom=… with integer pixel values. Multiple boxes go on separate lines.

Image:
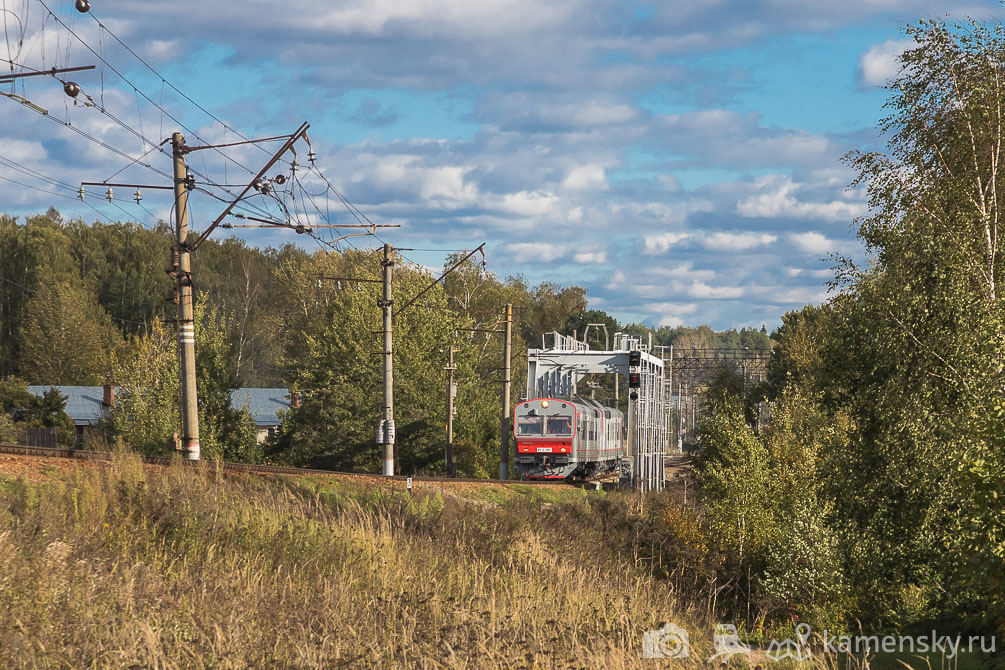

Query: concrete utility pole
left=380, top=243, right=395, bottom=476
left=499, top=303, right=513, bottom=480
left=445, top=346, right=456, bottom=476
left=171, top=132, right=200, bottom=460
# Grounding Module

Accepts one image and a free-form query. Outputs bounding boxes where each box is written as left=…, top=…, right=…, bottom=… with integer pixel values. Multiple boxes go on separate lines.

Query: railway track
left=0, top=444, right=565, bottom=486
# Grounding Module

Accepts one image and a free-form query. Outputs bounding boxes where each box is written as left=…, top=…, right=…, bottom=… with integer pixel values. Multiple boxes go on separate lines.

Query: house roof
left=28, top=386, right=110, bottom=426
left=26, top=386, right=290, bottom=428
left=229, top=388, right=289, bottom=427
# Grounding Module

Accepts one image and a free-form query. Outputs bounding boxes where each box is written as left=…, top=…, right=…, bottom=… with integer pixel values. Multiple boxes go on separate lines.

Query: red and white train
left=513, top=396, right=625, bottom=479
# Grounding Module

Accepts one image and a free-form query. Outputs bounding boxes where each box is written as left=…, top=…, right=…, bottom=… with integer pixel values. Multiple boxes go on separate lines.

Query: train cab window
left=517, top=416, right=544, bottom=435
left=547, top=416, right=572, bottom=435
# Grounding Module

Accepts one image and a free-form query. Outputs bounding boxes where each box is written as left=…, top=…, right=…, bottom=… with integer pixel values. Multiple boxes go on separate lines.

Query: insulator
left=133, top=189, right=142, bottom=204
left=63, top=81, right=80, bottom=98
left=273, top=174, right=286, bottom=185
left=105, top=187, right=113, bottom=201
left=171, top=247, right=180, bottom=269
left=74, top=0, right=90, bottom=13
left=252, top=178, right=265, bottom=192
left=77, top=186, right=85, bottom=201
left=307, top=151, right=316, bottom=164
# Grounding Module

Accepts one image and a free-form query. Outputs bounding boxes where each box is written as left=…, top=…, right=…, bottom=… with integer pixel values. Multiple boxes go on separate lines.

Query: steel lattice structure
left=660, top=347, right=773, bottom=446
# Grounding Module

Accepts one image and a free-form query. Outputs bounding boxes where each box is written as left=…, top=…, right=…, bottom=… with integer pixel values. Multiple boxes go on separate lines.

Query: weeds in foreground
left=0, top=454, right=963, bottom=669
left=0, top=453, right=703, bottom=668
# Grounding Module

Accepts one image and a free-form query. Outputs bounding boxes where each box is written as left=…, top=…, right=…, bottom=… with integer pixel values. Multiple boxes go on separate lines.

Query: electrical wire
left=0, top=172, right=77, bottom=199
left=2, top=91, right=171, bottom=177
left=8, top=4, right=381, bottom=256
left=0, top=151, right=76, bottom=191
left=83, top=6, right=282, bottom=164
left=102, top=135, right=168, bottom=183
left=34, top=0, right=258, bottom=178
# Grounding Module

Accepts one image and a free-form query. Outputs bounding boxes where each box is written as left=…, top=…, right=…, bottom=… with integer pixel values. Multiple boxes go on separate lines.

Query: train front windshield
left=517, top=416, right=544, bottom=435
left=516, top=413, right=573, bottom=436
left=547, top=417, right=572, bottom=435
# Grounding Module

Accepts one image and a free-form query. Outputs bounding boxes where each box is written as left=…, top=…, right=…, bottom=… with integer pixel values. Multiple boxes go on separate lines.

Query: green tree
left=0, top=379, right=74, bottom=446
left=195, top=305, right=260, bottom=463
left=109, top=322, right=179, bottom=455
left=693, top=396, right=776, bottom=565
left=0, top=209, right=78, bottom=376
left=269, top=249, right=467, bottom=473
left=18, top=280, right=123, bottom=384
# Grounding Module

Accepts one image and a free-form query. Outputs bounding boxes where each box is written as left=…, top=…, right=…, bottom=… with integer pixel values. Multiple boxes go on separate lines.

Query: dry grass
left=0, top=452, right=877, bottom=669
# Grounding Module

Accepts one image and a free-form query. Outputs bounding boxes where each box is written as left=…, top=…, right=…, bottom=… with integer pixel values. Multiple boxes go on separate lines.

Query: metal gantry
left=525, top=332, right=669, bottom=491
left=662, top=347, right=772, bottom=447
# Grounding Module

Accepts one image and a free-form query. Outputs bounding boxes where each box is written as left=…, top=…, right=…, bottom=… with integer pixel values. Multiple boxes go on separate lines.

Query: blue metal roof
left=28, top=386, right=109, bottom=426
left=229, top=388, right=289, bottom=427
left=26, top=386, right=290, bottom=427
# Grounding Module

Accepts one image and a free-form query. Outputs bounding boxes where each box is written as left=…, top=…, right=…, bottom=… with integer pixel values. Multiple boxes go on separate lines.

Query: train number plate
left=536, top=447, right=553, bottom=453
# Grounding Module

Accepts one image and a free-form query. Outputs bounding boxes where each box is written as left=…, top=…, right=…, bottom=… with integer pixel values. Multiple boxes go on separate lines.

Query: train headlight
left=541, top=400, right=550, bottom=408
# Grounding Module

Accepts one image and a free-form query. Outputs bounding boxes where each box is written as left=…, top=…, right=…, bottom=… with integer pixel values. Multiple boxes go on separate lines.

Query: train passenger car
left=513, top=396, right=624, bottom=479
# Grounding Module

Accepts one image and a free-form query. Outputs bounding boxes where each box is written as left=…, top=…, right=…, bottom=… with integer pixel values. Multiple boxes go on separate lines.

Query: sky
left=0, top=0, right=1000, bottom=331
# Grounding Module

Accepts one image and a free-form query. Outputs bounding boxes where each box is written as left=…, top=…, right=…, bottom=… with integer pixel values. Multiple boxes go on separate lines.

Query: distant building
left=26, top=385, right=293, bottom=444
left=228, top=388, right=294, bottom=443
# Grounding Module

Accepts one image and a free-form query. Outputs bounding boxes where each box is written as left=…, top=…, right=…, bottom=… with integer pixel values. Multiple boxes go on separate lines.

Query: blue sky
left=0, top=0, right=999, bottom=330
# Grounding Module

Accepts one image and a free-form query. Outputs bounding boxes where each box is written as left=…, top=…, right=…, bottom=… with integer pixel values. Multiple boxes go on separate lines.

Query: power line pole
left=171, top=132, right=200, bottom=460
left=500, top=303, right=513, bottom=480
left=79, top=123, right=310, bottom=463
left=380, top=242, right=395, bottom=476
left=445, top=346, right=456, bottom=477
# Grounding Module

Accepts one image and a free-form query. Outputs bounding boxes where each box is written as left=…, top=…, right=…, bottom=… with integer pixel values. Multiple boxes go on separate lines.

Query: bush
left=759, top=497, right=849, bottom=632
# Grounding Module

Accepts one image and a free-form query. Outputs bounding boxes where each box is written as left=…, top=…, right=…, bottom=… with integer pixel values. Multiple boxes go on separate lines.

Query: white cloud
left=499, top=190, right=560, bottom=216
left=651, top=263, right=716, bottom=282
left=737, top=175, right=866, bottom=222
left=562, top=164, right=608, bottom=191
left=503, top=242, right=566, bottom=262
left=658, top=315, right=684, bottom=328
left=786, top=266, right=833, bottom=278
left=652, top=110, right=838, bottom=169
left=572, top=250, right=608, bottom=264
left=145, top=39, right=181, bottom=60
left=789, top=231, right=837, bottom=254
left=700, top=231, right=777, bottom=252
left=859, top=39, right=914, bottom=87
left=0, top=139, right=48, bottom=163
left=298, top=0, right=575, bottom=38
left=642, top=232, right=691, bottom=255
left=647, top=302, right=699, bottom=315
left=684, top=280, right=745, bottom=299
left=753, top=285, right=831, bottom=304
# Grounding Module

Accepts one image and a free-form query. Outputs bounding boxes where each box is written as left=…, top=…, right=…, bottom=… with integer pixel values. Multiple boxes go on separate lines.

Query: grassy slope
left=0, top=454, right=709, bottom=669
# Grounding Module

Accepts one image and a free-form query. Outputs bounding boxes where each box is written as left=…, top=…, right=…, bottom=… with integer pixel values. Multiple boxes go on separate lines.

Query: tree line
left=0, top=211, right=766, bottom=473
